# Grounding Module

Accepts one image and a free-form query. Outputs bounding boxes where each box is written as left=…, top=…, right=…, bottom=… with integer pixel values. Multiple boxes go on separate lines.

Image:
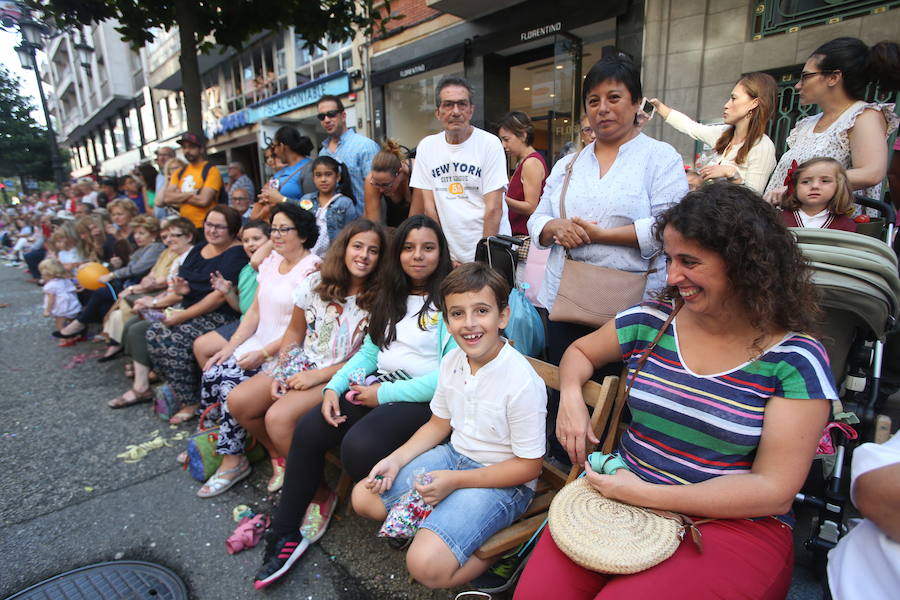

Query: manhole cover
left=7, top=560, right=188, bottom=600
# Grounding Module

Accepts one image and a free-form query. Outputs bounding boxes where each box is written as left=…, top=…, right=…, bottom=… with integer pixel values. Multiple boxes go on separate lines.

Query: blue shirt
left=272, top=159, right=310, bottom=203
left=319, top=128, right=379, bottom=204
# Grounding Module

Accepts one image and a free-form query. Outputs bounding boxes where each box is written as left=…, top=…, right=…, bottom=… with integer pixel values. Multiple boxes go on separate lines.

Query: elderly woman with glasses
left=128, top=206, right=249, bottom=422
left=763, top=37, right=899, bottom=206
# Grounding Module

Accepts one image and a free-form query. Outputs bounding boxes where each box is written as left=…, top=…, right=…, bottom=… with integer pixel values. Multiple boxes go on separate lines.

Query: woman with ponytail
left=363, top=139, right=414, bottom=227
left=764, top=37, right=899, bottom=205
left=650, top=73, right=777, bottom=193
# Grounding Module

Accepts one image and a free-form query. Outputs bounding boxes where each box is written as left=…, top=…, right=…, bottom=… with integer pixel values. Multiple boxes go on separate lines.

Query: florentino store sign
left=520, top=22, right=562, bottom=42
left=213, top=72, right=351, bottom=137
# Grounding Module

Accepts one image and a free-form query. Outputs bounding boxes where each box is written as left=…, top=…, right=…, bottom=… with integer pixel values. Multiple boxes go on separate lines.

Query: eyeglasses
left=270, top=226, right=297, bottom=236
left=581, top=127, right=594, bottom=135
left=162, top=232, right=187, bottom=239
left=204, top=222, right=229, bottom=231
left=799, top=70, right=837, bottom=82
left=317, top=109, right=342, bottom=121
left=438, top=100, right=471, bottom=111
left=370, top=177, right=397, bottom=189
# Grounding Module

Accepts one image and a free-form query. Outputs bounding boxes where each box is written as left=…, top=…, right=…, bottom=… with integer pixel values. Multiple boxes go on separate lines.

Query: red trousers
left=514, top=517, right=794, bottom=600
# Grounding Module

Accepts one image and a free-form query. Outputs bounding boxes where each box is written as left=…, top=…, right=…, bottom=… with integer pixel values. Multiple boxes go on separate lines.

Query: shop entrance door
left=507, top=34, right=582, bottom=167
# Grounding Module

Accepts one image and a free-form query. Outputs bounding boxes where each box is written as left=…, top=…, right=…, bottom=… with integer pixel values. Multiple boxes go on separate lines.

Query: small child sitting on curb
left=351, top=262, right=547, bottom=589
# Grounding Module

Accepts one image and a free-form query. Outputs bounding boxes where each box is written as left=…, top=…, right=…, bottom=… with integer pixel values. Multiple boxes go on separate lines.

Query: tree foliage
left=0, top=66, right=55, bottom=181
left=28, top=0, right=392, bottom=136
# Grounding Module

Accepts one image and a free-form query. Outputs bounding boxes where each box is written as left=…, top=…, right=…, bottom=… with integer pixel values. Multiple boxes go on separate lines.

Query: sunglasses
left=317, top=109, right=342, bottom=121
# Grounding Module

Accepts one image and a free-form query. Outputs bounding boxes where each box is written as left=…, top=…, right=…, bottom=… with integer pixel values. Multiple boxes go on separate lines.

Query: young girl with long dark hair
left=253, top=215, right=455, bottom=590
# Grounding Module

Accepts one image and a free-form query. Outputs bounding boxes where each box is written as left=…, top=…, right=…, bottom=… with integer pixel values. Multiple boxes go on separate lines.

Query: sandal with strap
left=108, top=387, right=154, bottom=409
left=197, top=458, right=252, bottom=498
left=169, top=404, right=199, bottom=425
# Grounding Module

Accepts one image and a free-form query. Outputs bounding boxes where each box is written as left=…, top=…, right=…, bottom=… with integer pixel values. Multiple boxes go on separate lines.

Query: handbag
left=548, top=149, right=656, bottom=328
left=548, top=301, right=712, bottom=574
left=184, top=402, right=267, bottom=482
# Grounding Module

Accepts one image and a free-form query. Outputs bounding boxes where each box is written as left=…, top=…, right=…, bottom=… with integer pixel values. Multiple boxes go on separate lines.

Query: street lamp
left=14, top=8, right=67, bottom=188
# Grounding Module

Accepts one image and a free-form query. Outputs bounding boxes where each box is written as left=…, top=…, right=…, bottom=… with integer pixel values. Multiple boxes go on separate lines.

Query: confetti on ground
left=63, top=349, right=105, bottom=369
left=115, top=429, right=190, bottom=462
left=84, top=486, right=94, bottom=492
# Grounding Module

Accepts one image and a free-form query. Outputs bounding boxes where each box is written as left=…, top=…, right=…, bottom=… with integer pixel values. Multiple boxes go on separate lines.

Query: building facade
left=42, top=20, right=157, bottom=178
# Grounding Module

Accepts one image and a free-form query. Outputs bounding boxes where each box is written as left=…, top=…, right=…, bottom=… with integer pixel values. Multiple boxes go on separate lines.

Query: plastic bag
left=504, top=287, right=545, bottom=357
left=377, top=469, right=433, bottom=539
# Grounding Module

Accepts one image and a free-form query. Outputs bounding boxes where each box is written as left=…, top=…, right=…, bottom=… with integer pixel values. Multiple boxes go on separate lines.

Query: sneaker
left=299, top=490, right=337, bottom=543
left=469, top=543, right=531, bottom=594
left=253, top=531, right=309, bottom=590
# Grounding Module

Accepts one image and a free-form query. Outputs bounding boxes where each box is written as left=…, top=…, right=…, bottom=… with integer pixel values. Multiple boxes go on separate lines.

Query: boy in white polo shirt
left=351, top=262, right=547, bottom=589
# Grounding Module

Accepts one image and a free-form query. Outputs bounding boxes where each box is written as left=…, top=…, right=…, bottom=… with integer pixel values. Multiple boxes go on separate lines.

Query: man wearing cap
left=159, top=133, right=223, bottom=228
left=154, top=146, right=176, bottom=219
left=317, top=94, right=378, bottom=204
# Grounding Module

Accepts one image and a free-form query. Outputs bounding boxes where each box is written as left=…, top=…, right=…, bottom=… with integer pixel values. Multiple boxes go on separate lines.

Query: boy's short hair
left=439, top=262, right=511, bottom=316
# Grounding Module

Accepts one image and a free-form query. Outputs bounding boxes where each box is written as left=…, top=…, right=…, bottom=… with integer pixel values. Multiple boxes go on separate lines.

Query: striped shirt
left=616, top=300, right=837, bottom=489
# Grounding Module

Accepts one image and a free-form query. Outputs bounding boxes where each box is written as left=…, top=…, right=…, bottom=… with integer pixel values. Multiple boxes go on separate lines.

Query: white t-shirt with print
left=410, top=127, right=510, bottom=263
left=376, top=295, right=441, bottom=378
left=431, top=341, right=547, bottom=488
left=292, top=272, right=370, bottom=368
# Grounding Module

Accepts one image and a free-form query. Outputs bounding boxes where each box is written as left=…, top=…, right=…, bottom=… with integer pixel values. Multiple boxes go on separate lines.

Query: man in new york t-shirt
left=410, top=77, right=509, bottom=264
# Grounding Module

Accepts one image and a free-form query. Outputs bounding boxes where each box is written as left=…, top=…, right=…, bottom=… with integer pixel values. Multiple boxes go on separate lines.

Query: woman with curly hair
left=519, top=183, right=838, bottom=599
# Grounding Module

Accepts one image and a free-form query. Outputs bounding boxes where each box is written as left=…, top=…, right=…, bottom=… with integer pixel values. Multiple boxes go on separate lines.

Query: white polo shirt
left=430, top=341, right=547, bottom=487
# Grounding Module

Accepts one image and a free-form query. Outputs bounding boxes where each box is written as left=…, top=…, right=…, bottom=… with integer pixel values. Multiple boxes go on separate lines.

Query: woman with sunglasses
left=763, top=37, right=899, bottom=205
left=363, top=139, right=414, bottom=228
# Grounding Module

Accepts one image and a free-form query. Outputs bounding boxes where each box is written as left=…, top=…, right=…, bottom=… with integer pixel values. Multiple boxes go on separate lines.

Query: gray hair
left=227, top=162, right=245, bottom=173
left=435, top=76, right=475, bottom=108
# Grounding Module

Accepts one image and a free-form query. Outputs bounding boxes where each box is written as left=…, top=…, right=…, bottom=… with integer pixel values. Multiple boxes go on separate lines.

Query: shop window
left=751, top=0, right=899, bottom=39
left=385, top=62, right=464, bottom=149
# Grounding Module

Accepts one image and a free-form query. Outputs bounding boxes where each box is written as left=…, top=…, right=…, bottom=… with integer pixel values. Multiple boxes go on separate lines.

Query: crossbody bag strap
left=610, top=299, right=683, bottom=435
left=558, top=149, right=586, bottom=260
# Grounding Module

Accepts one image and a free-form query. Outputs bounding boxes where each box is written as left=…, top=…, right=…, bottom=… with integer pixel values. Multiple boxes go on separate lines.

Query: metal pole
left=28, top=45, right=67, bottom=187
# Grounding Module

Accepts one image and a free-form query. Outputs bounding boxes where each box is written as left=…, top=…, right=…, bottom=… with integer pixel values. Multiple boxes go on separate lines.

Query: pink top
left=234, top=251, right=321, bottom=356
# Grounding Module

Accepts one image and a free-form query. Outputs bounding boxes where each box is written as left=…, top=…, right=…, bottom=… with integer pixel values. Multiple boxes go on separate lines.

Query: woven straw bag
left=548, top=477, right=688, bottom=574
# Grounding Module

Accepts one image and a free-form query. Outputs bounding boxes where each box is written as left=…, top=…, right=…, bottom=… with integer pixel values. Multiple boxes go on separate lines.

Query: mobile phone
left=639, top=97, right=655, bottom=121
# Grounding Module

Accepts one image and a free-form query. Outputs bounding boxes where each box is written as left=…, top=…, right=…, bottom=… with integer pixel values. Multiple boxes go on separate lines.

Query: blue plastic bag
left=504, top=287, right=545, bottom=357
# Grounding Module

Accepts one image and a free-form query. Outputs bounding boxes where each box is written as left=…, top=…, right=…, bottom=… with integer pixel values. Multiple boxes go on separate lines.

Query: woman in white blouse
left=650, top=72, right=777, bottom=194
left=528, top=56, right=687, bottom=459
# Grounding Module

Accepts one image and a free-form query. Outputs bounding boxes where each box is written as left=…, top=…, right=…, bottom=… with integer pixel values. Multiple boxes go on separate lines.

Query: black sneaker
left=469, top=542, right=531, bottom=594
left=253, top=531, right=309, bottom=590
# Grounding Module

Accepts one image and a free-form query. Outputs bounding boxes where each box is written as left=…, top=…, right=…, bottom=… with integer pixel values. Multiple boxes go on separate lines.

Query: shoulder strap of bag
left=200, top=162, right=212, bottom=186
left=611, top=299, right=684, bottom=432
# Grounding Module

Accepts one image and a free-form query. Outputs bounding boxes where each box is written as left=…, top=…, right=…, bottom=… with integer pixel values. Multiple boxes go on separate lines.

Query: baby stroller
left=791, top=197, right=900, bottom=583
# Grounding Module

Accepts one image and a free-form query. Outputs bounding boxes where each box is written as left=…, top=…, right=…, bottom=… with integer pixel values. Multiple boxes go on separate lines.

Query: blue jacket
left=294, top=192, right=362, bottom=244
left=324, top=313, right=457, bottom=405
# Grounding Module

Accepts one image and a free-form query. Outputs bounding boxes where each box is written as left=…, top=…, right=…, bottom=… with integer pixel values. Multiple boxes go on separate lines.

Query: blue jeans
left=381, top=443, right=533, bottom=566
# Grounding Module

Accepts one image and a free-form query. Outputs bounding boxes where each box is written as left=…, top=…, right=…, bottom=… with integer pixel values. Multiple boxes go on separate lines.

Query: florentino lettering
left=430, top=162, right=482, bottom=179
left=520, top=22, right=562, bottom=42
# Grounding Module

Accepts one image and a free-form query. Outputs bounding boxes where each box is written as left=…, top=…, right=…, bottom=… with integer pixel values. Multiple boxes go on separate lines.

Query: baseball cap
left=177, top=132, right=206, bottom=147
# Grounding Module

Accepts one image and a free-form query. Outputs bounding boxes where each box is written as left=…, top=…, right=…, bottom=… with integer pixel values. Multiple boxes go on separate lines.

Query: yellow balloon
left=76, top=262, right=111, bottom=291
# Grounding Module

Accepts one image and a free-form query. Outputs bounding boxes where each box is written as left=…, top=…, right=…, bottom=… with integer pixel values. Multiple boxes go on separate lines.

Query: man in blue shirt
left=316, top=94, right=379, bottom=204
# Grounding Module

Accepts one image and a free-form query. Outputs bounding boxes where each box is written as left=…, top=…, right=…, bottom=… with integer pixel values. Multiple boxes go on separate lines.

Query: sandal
left=169, top=404, right=199, bottom=425
left=267, top=457, right=286, bottom=493
left=108, top=387, right=154, bottom=408
left=197, top=457, right=251, bottom=498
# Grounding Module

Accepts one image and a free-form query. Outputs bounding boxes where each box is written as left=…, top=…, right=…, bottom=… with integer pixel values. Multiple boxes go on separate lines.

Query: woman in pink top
left=195, top=203, right=321, bottom=498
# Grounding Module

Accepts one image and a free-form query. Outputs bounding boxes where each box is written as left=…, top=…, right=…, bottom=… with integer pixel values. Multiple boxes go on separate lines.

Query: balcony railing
left=751, top=0, right=900, bottom=39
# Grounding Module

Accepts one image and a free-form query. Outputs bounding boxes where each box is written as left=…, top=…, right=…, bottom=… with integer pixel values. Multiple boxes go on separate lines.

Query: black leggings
left=77, top=284, right=121, bottom=324
left=271, top=398, right=432, bottom=536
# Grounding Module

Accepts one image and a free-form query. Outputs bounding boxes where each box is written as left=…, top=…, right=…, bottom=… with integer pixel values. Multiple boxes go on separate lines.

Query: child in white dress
left=40, top=258, right=82, bottom=336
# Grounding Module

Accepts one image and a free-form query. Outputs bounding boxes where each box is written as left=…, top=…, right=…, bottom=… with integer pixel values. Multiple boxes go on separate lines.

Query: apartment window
left=294, top=36, right=352, bottom=85
left=752, top=0, right=900, bottom=39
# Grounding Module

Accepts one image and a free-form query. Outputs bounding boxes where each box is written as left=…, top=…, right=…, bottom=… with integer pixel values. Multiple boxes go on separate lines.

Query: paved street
left=0, top=264, right=457, bottom=600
